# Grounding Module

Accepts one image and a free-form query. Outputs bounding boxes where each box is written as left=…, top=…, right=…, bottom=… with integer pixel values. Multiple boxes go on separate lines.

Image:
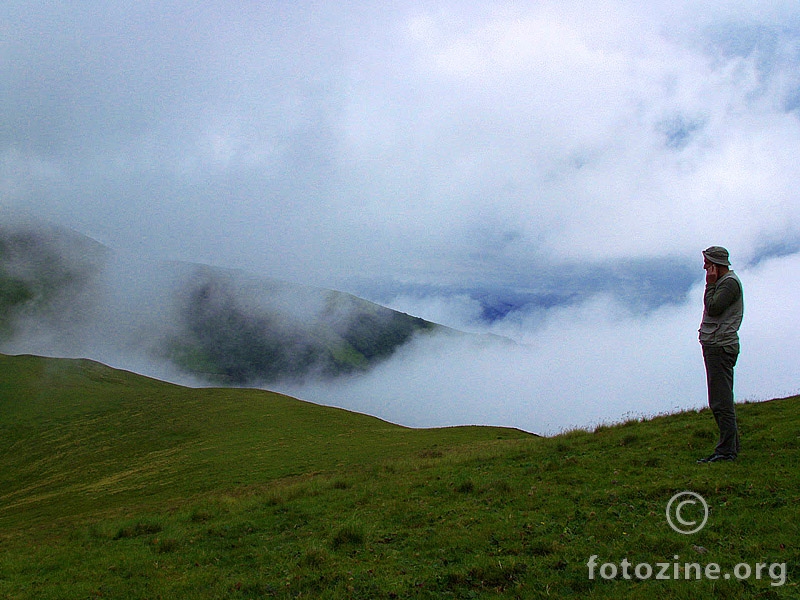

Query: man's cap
left=703, top=246, right=731, bottom=266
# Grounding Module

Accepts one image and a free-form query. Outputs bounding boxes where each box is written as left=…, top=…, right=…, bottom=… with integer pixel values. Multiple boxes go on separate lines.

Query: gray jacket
left=699, top=271, right=743, bottom=351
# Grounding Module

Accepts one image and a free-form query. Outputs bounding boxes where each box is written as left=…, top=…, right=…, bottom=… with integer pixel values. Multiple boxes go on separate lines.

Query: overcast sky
left=3, top=1, right=800, bottom=433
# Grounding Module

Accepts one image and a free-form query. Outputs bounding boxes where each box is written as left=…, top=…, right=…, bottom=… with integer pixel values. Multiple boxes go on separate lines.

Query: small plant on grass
left=331, top=523, right=365, bottom=550
left=151, top=537, right=180, bottom=554
left=113, top=521, right=163, bottom=540
left=300, top=546, right=329, bottom=568
left=456, top=479, right=475, bottom=494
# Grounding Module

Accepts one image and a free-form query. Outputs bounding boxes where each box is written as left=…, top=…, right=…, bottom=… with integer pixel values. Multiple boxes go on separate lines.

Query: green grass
left=1, top=353, right=798, bottom=599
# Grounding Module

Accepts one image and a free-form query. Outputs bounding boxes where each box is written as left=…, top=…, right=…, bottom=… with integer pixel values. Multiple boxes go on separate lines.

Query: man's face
left=704, top=259, right=714, bottom=271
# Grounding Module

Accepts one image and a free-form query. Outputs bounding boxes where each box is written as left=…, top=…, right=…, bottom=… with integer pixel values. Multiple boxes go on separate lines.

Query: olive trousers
left=702, top=345, right=740, bottom=457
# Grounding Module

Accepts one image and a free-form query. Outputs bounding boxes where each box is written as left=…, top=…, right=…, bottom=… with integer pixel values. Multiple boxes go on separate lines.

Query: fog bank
left=279, top=252, right=800, bottom=434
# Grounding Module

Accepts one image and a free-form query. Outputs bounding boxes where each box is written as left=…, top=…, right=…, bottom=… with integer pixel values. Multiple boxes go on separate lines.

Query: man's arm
left=704, top=277, right=741, bottom=317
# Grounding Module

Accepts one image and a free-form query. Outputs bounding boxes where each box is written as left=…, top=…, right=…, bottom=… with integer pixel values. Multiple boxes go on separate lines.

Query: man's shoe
left=697, top=453, right=736, bottom=463
left=707, top=453, right=736, bottom=462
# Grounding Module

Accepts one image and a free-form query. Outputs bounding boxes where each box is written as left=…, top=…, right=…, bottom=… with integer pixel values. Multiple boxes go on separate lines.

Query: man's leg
left=703, top=346, right=740, bottom=457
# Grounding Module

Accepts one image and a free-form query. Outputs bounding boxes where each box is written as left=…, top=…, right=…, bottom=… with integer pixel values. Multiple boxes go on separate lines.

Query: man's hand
left=705, top=263, right=719, bottom=285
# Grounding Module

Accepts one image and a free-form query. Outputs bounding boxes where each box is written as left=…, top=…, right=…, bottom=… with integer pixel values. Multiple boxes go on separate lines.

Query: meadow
left=0, top=353, right=797, bottom=598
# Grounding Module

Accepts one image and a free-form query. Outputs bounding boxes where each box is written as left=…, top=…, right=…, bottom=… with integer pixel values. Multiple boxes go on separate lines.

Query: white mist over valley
left=1, top=222, right=797, bottom=435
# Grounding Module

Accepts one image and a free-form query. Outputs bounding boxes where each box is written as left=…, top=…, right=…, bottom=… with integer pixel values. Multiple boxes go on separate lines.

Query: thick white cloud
left=4, top=1, right=800, bottom=278
left=338, top=3, right=800, bottom=268
left=736, top=252, right=800, bottom=400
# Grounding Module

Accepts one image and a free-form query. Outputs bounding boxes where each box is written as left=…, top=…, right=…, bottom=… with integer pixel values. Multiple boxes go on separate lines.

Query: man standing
left=697, top=246, right=744, bottom=463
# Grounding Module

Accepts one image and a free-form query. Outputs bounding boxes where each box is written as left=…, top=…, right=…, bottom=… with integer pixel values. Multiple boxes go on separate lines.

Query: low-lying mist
left=0, top=223, right=436, bottom=389
left=2, top=222, right=798, bottom=435
left=278, top=252, right=800, bottom=435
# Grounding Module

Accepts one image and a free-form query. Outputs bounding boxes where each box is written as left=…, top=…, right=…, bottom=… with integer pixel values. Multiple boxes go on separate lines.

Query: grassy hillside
left=0, top=354, right=798, bottom=599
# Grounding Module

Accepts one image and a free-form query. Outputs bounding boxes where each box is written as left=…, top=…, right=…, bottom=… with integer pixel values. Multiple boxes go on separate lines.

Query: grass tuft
left=455, top=479, right=475, bottom=494
left=331, top=524, right=365, bottom=549
left=113, top=521, right=163, bottom=540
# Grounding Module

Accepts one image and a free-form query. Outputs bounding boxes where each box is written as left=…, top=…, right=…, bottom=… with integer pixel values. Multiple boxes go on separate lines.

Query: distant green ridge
left=163, top=269, right=440, bottom=384
left=0, top=223, right=443, bottom=384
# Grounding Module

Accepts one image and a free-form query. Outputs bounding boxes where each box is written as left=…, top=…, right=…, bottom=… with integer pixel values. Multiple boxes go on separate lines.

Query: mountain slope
left=1, top=354, right=798, bottom=599
left=162, top=265, right=438, bottom=384
left=0, top=353, right=526, bottom=528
